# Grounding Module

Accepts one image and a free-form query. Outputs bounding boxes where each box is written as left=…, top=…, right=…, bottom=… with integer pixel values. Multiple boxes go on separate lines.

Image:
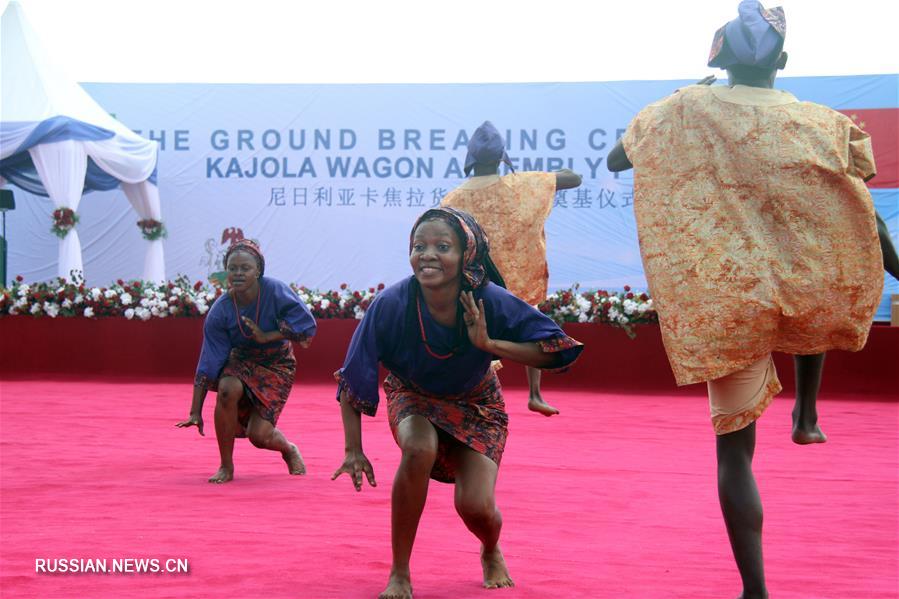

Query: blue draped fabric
left=0, top=115, right=158, bottom=196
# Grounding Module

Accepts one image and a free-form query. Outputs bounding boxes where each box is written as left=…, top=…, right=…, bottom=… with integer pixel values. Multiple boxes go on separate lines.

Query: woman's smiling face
left=409, top=219, right=463, bottom=290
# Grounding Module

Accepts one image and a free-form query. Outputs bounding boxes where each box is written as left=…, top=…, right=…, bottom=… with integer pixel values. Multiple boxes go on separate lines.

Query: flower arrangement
left=538, top=284, right=656, bottom=338
left=0, top=274, right=222, bottom=320
left=291, top=282, right=385, bottom=320
left=0, top=276, right=656, bottom=333
left=137, top=219, right=167, bottom=241
left=50, top=208, right=79, bottom=238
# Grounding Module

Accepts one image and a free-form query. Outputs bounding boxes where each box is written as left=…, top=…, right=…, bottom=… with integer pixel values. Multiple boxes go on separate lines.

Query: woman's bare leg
left=246, top=412, right=305, bottom=475
left=792, top=353, right=827, bottom=444
left=380, top=415, right=438, bottom=599
left=209, top=376, right=242, bottom=483
left=526, top=366, right=559, bottom=416
left=450, top=443, right=513, bottom=589
left=717, top=422, right=767, bottom=599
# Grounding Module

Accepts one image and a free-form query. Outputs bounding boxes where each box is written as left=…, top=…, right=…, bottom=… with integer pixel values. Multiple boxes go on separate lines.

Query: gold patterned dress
left=622, top=84, right=882, bottom=391
left=441, top=172, right=557, bottom=305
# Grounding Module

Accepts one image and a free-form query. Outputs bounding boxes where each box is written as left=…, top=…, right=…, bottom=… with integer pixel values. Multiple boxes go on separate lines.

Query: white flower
left=339, top=299, right=347, bottom=309
left=120, top=293, right=133, bottom=306
left=171, top=287, right=183, bottom=296
left=73, top=294, right=84, bottom=304
left=169, top=306, right=178, bottom=314
left=609, top=296, right=620, bottom=304
left=8, top=306, right=18, bottom=315
left=320, top=299, right=330, bottom=310
left=43, top=302, right=60, bottom=318
left=137, top=308, right=151, bottom=321
left=104, top=289, right=117, bottom=299
left=617, top=314, right=629, bottom=325
left=124, top=308, right=135, bottom=320
left=17, top=284, right=30, bottom=297
left=90, top=288, right=102, bottom=300
left=30, top=303, right=41, bottom=314
left=578, top=312, right=589, bottom=323
left=83, top=307, right=95, bottom=318
left=14, top=298, right=27, bottom=309
left=197, top=304, right=209, bottom=315
left=353, top=306, right=365, bottom=319
left=140, top=298, right=151, bottom=308
left=62, top=298, right=73, bottom=309
left=608, top=307, right=621, bottom=320
left=151, top=307, right=160, bottom=317
left=623, top=299, right=637, bottom=315
left=205, top=293, right=216, bottom=302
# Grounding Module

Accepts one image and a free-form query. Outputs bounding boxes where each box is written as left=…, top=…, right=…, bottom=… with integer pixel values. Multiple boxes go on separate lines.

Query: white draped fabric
left=122, top=181, right=166, bottom=282
left=1, top=1, right=164, bottom=283
left=28, top=140, right=87, bottom=280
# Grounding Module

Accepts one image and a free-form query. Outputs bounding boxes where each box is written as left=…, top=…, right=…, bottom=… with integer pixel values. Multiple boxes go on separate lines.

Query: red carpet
left=0, top=381, right=896, bottom=598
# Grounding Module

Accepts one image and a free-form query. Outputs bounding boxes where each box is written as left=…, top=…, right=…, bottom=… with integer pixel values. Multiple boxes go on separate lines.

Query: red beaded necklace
left=416, top=289, right=456, bottom=360
left=231, top=284, right=262, bottom=339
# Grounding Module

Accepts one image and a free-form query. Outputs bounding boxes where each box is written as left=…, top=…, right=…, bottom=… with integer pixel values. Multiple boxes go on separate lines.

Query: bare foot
left=282, top=443, right=306, bottom=475
left=528, top=396, right=559, bottom=417
left=481, top=545, right=514, bottom=589
left=379, top=572, right=412, bottom=599
left=791, top=424, right=827, bottom=445
left=208, top=466, right=234, bottom=484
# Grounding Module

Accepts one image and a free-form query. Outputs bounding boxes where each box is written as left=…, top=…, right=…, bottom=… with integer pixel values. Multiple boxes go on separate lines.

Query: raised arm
left=554, top=169, right=583, bottom=190
left=607, top=138, right=633, bottom=172
left=461, top=291, right=563, bottom=368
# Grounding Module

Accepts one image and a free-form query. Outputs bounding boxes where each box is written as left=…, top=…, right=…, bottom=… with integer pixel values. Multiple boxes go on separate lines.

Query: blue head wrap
left=708, top=0, right=786, bottom=69
left=463, top=121, right=513, bottom=176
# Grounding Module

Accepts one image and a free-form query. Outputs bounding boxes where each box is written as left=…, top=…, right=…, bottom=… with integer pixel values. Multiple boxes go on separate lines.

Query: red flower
left=15, top=275, right=23, bottom=282
left=340, top=283, right=348, bottom=290
left=624, top=285, right=631, bottom=292
left=117, top=279, right=124, bottom=286
left=377, top=283, right=385, bottom=290
left=194, top=281, right=203, bottom=291
left=626, top=292, right=634, bottom=299
left=640, top=293, right=649, bottom=301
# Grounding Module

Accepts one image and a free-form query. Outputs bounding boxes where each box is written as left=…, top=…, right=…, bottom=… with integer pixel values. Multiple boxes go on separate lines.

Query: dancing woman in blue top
left=176, top=240, right=317, bottom=483
left=332, top=208, right=583, bottom=598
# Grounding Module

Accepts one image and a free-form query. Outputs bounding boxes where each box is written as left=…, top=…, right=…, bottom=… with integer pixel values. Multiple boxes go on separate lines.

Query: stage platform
left=0, top=381, right=896, bottom=598
left=2, top=317, right=897, bottom=397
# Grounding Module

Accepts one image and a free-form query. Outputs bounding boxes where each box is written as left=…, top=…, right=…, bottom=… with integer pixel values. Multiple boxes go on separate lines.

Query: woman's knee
left=398, top=437, right=438, bottom=471
left=216, top=377, right=243, bottom=406
left=247, top=428, right=271, bottom=449
left=455, top=488, right=496, bottom=524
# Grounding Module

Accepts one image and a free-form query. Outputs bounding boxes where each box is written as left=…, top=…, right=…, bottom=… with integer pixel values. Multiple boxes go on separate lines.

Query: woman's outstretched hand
left=175, top=413, right=204, bottom=436
left=460, top=291, right=491, bottom=351
left=332, top=450, right=377, bottom=492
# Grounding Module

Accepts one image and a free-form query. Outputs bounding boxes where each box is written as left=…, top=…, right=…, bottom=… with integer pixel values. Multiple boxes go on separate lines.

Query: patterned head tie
left=708, top=0, right=786, bottom=69
left=463, top=121, right=514, bottom=176
left=410, top=207, right=495, bottom=290
left=224, top=239, right=265, bottom=276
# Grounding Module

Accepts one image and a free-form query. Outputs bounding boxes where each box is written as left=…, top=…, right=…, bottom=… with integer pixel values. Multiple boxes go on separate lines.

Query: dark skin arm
left=460, top=291, right=563, bottom=369
left=555, top=169, right=583, bottom=190
left=175, top=385, right=207, bottom=435
left=606, top=139, right=632, bottom=173
left=876, top=211, right=899, bottom=280
left=331, top=391, right=377, bottom=492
